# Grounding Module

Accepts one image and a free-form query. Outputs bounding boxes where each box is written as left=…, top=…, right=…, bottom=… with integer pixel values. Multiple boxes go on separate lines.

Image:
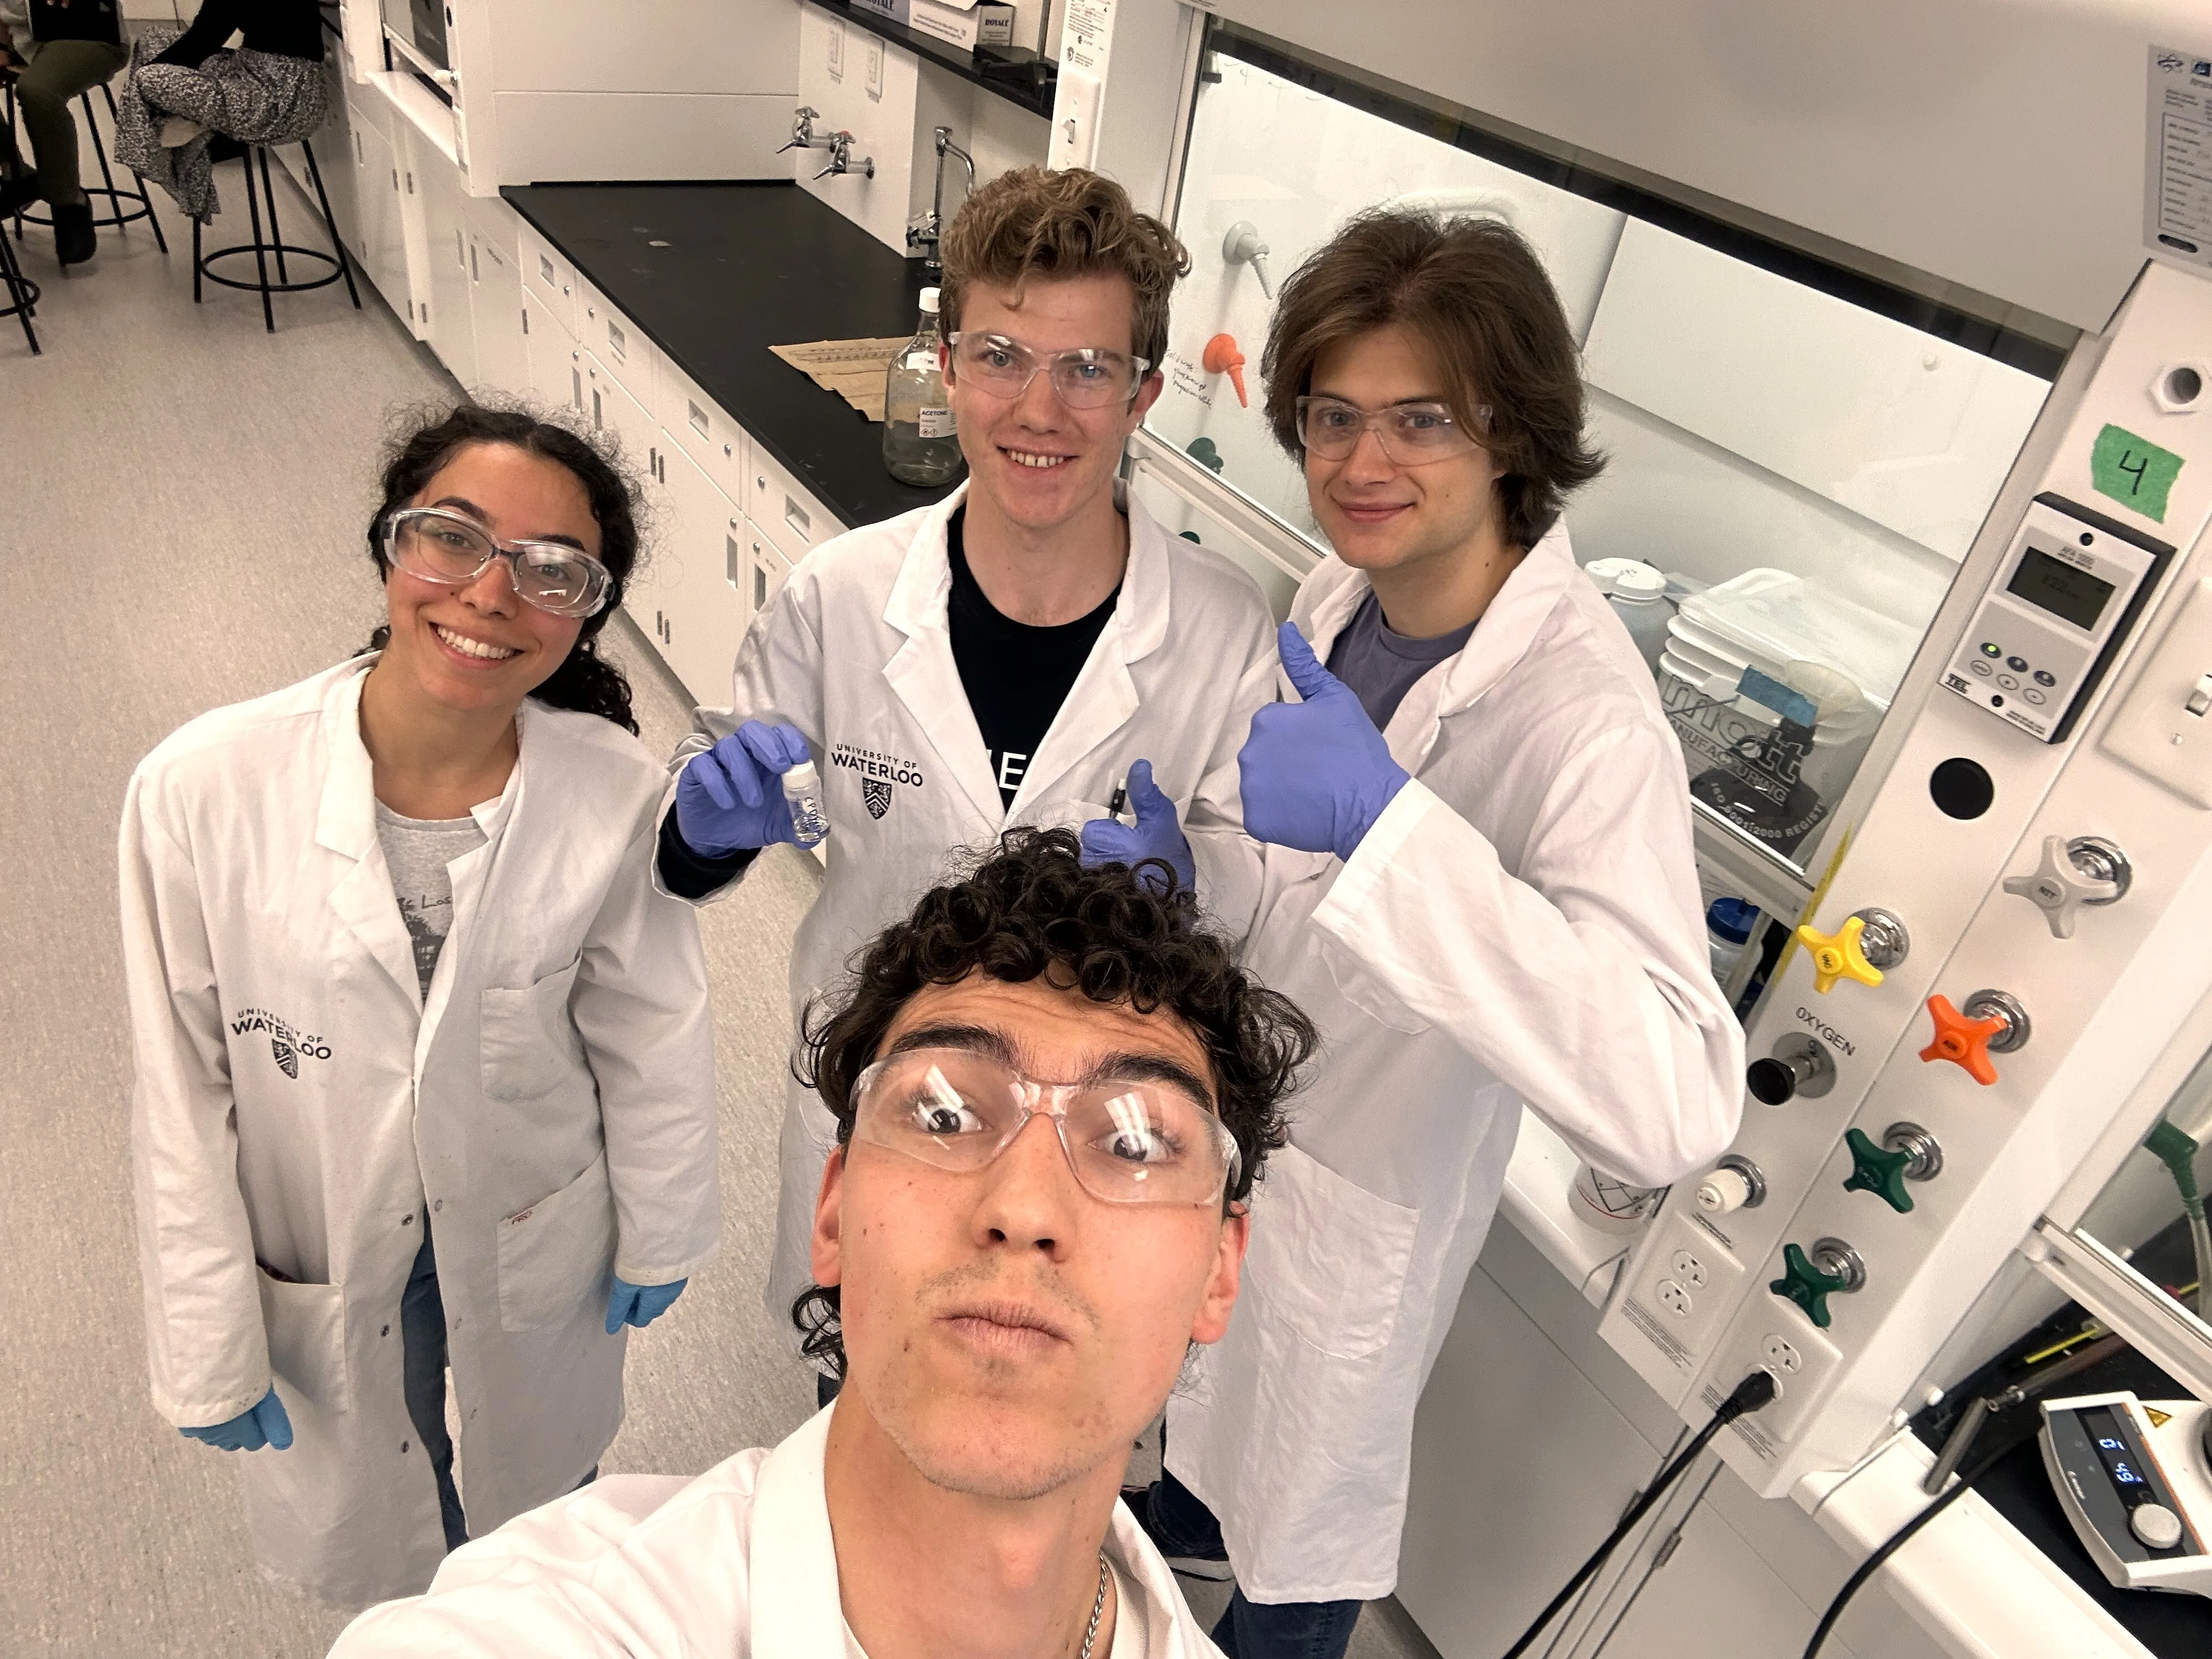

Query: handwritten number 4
left=2119, top=450, right=2151, bottom=494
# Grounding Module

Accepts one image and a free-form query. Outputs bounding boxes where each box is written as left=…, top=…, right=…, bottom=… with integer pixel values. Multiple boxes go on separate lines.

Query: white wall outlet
left=827, top=21, right=844, bottom=81
left=864, top=34, right=885, bottom=101
left=1616, top=1215, right=1749, bottom=1376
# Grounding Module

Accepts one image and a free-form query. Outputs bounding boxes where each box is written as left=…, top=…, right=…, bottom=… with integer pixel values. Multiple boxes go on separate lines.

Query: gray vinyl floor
left=0, top=116, right=1429, bottom=1659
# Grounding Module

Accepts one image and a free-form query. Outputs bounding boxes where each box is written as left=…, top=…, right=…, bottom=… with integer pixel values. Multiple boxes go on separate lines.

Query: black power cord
left=1801, top=1438, right=2019, bottom=1659
left=1499, top=1369, right=1780, bottom=1659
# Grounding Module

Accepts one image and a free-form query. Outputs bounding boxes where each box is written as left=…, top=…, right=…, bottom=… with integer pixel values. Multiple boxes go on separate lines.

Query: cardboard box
left=848, top=0, right=911, bottom=25
left=906, top=0, right=1017, bottom=51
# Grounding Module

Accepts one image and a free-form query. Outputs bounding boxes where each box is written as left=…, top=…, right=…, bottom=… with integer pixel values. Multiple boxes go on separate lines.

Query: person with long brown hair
left=1114, top=211, right=1744, bottom=1658
left=120, top=404, right=721, bottom=1608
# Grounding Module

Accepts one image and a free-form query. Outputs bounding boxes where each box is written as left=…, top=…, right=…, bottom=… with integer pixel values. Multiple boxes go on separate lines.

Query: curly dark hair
left=358, top=401, right=645, bottom=732
left=792, top=828, right=1317, bottom=1378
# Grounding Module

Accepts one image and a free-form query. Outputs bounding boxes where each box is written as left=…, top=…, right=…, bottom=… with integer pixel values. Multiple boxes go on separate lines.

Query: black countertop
left=502, top=181, right=956, bottom=533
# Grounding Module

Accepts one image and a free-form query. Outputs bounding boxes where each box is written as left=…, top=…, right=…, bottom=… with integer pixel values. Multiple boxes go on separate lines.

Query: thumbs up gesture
left=1239, top=622, right=1410, bottom=861
left=1079, top=759, right=1197, bottom=895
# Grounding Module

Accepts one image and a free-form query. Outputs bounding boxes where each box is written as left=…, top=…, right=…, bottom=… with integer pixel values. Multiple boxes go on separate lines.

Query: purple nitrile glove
left=606, top=1276, right=689, bottom=1335
left=1238, top=621, right=1410, bottom=862
left=674, top=721, right=811, bottom=855
left=179, top=1386, right=294, bottom=1452
left=1079, top=759, right=1197, bottom=895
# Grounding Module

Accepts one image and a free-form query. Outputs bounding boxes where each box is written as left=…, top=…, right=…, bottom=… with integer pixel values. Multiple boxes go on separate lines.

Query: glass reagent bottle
left=884, top=286, right=965, bottom=487
left=782, top=760, right=830, bottom=848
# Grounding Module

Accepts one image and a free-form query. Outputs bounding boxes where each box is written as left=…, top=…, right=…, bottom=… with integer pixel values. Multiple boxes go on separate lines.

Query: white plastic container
left=1585, top=558, right=1672, bottom=672
left=782, top=760, right=830, bottom=848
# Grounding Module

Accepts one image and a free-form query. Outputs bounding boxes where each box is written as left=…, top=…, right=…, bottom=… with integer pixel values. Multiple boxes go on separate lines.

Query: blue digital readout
left=2085, top=1411, right=2153, bottom=1494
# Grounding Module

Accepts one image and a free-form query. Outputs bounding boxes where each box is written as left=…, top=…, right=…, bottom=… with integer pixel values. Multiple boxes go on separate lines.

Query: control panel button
left=1997, top=674, right=2019, bottom=690
left=1979, top=641, right=2002, bottom=657
left=2130, top=1502, right=2184, bottom=1550
left=2024, top=689, right=2047, bottom=704
left=1971, top=661, right=1994, bottom=677
left=2033, top=669, right=2056, bottom=686
left=2006, top=656, right=2029, bottom=672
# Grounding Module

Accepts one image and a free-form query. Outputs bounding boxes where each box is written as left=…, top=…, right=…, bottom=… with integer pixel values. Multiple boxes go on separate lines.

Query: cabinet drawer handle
left=689, top=399, right=710, bottom=438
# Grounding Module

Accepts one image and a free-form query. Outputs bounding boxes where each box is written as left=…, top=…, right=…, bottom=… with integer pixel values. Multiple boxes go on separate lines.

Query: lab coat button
left=432, top=1199, right=443, bottom=1212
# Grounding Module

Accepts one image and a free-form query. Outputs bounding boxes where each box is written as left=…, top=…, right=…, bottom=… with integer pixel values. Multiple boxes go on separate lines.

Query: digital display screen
left=2084, top=1408, right=2151, bottom=1492
left=2007, top=546, right=2116, bottom=631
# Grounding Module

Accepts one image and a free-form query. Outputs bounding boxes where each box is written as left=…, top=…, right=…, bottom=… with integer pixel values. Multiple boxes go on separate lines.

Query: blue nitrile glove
left=1239, top=621, right=1411, bottom=862
left=179, top=1387, right=294, bottom=1452
left=1079, top=759, right=1197, bottom=895
left=606, top=1276, right=689, bottom=1335
left=674, top=721, right=811, bottom=855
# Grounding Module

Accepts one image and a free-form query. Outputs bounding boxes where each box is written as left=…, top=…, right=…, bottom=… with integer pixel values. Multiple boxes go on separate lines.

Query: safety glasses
left=945, top=332, right=1153, bottom=409
left=1295, top=396, right=1491, bottom=466
left=849, top=1046, right=1240, bottom=1207
left=380, top=507, right=612, bottom=618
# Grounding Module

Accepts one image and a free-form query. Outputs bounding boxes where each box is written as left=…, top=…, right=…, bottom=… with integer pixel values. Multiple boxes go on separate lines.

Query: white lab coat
left=667, top=483, right=1277, bottom=1327
left=329, top=1403, right=1223, bottom=1657
left=120, top=658, right=721, bottom=1609
left=1165, top=524, right=1745, bottom=1604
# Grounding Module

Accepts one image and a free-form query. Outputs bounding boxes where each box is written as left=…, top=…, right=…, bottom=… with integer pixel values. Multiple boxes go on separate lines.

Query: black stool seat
left=6, top=82, right=168, bottom=254
left=191, top=136, right=359, bottom=333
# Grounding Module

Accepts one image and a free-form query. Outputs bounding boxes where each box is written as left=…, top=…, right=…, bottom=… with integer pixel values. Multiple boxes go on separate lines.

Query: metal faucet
left=777, top=105, right=874, bottom=181
left=905, top=126, right=977, bottom=270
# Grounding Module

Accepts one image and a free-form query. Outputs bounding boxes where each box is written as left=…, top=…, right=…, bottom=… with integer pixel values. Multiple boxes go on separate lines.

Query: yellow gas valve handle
left=1795, top=915, right=1884, bottom=994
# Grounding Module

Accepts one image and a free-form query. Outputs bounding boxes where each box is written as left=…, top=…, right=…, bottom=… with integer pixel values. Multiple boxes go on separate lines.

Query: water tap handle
left=778, top=106, right=820, bottom=153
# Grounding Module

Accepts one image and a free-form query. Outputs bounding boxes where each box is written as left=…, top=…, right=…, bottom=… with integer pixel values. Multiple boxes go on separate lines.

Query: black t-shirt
left=945, top=508, right=1120, bottom=811
left=656, top=509, right=1121, bottom=897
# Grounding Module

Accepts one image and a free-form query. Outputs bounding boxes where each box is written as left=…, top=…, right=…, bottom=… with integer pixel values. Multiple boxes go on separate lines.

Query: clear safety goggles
left=849, top=1046, right=1241, bottom=1208
left=945, top=332, right=1153, bottom=409
left=1295, top=396, right=1491, bottom=466
left=380, top=506, right=612, bottom=618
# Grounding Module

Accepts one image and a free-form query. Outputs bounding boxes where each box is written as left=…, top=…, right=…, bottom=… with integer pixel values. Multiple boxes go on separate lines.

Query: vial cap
left=918, top=287, right=941, bottom=314
left=784, top=760, right=820, bottom=788
left=1707, top=896, right=1757, bottom=944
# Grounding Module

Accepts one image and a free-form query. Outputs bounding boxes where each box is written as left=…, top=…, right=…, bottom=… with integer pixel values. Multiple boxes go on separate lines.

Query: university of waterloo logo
left=228, top=1008, right=331, bottom=1079
left=831, top=742, right=925, bottom=822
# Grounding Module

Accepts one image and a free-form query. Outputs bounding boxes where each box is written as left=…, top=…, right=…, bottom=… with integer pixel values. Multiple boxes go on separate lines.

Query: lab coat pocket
left=480, top=955, right=586, bottom=1102
left=496, top=1149, right=616, bottom=1333
left=1243, top=1143, right=1418, bottom=1361
left=256, top=1269, right=351, bottom=1416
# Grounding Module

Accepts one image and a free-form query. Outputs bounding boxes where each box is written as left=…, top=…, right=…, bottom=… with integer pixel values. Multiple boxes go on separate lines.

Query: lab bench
left=498, top=180, right=957, bottom=698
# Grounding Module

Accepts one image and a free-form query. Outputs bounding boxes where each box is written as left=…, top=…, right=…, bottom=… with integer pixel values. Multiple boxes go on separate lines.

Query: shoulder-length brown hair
left=1261, top=210, right=1604, bottom=550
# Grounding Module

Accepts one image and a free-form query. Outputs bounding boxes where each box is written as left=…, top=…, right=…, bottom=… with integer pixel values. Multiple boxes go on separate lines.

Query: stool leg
left=191, top=210, right=204, bottom=302
left=241, top=151, right=274, bottom=331
left=100, top=83, right=167, bottom=255
left=1, top=232, right=38, bottom=354
left=301, top=139, right=359, bottom=310
left=257, top=146, right=290, bottom=285
left=79, top=94, right=125, bottom=227
left=7, top=83, right=22, bottom=243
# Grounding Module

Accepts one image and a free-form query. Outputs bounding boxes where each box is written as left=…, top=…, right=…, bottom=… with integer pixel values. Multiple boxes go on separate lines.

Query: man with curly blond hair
left=654, top=169, right=1278, bottom=1362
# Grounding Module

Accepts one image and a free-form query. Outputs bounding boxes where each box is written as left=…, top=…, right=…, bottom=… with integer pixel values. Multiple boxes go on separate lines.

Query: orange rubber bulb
left=1203, top=334, right=1248, bottom=407
left=1918, top=994, right=2008, bottom=1086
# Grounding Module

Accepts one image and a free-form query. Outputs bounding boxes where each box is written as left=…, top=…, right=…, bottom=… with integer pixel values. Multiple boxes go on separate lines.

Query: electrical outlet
left=864, top=35, right=884, bottom=100
left=827, top=20, right=844, bottom=80
left=1726, top=1319, right=1844, bottom=1444
left=1618, top=1215, right=1749, bottom=1376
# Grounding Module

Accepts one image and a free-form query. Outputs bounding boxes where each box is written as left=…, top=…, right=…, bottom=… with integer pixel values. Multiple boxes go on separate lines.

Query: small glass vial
left=884, top=286, right=965, bottom=487
left=782, top=760, right=830, bottom=848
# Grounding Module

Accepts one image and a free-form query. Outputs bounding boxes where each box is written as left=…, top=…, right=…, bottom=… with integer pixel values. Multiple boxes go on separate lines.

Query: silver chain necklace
left=1077, top=1552, right=1109, bottom=1659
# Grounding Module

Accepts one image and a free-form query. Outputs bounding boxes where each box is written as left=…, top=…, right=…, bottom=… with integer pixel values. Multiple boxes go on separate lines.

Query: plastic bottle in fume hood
left=1602, top=561, right=1672, bottom=673
left=884, top=287, right=964, bottom=487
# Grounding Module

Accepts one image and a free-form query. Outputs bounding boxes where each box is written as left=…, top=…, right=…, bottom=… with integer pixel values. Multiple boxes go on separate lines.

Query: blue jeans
left=1148, top=1471, right=1363, bottom=1659
left=401, top=1220, right=470, bottom=1551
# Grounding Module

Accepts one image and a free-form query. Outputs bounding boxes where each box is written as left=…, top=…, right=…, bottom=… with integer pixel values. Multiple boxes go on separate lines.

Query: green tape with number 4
left=2090, top=424, right=2184, bottom=523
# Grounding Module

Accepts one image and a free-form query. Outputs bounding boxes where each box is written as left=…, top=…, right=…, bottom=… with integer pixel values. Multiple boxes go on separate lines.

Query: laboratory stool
left=191, top=137, right=359, bottom=334
left=0, top=221, right=38, bottom=354
left=5, top=82, right=168, bottom=255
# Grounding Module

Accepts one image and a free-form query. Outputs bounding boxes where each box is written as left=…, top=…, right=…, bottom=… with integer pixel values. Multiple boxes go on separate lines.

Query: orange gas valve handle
left=1795, top=916, right=1882, bottom=995
left=1919, top=994, right=2007, bottom=1086
left=1203, top=334, right=1249, bottom=407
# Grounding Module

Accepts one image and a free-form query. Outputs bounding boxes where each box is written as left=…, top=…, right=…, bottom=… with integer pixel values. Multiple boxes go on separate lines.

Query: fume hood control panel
left=1940, top=495, right=2174, bottom=742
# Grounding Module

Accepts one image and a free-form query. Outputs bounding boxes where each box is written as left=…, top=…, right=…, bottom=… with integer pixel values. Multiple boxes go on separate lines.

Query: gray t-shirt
left=1324, top=590, right=1477, bottom=732
left=375, top=803, right=488, bottom=996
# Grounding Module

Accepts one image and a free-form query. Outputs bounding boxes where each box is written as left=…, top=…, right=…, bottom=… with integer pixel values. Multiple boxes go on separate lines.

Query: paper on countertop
left=769, top=337, right=912, bottom=422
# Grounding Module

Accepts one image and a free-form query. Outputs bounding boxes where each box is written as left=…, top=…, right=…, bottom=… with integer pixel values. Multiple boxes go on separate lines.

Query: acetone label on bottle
left=919, top=407, right=956, bottom=437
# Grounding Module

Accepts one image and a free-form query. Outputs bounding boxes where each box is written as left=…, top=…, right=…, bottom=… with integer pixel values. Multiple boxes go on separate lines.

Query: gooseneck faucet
left=906, top=126, right=977, bottom=270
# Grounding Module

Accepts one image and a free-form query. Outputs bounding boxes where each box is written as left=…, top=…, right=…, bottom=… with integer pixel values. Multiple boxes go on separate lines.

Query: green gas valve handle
left=1769, top=1237, right=1866, bottom=1329
left=1842, top=1123, right=1944, bottom=1214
